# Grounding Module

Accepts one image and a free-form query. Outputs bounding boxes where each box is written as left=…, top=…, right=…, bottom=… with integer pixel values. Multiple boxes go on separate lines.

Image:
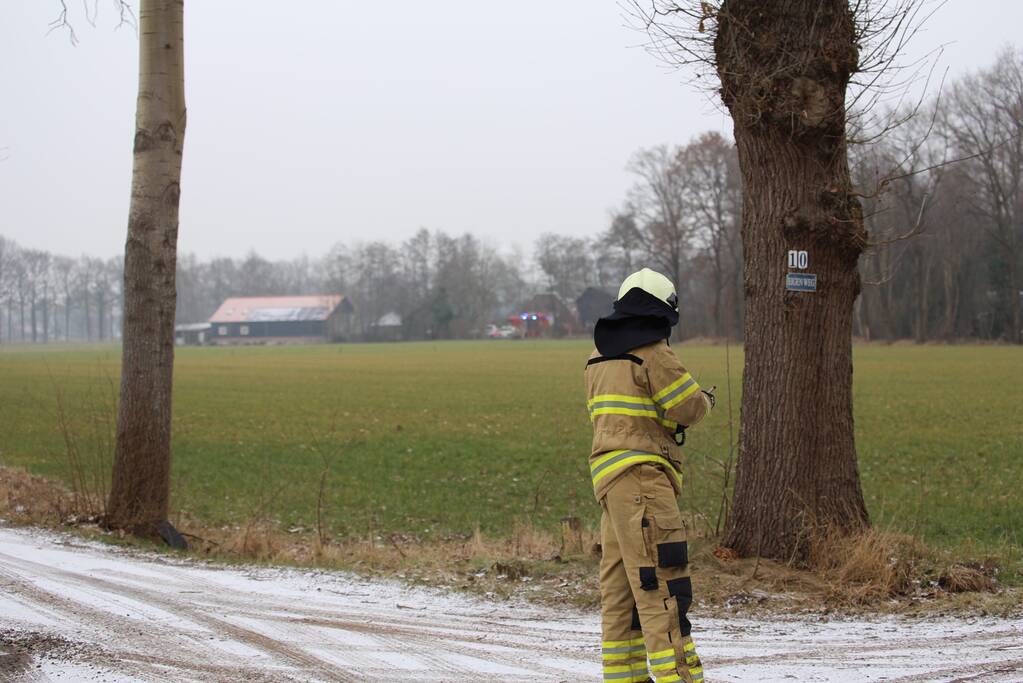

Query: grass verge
left=3, top=465, right=1019, bottom=618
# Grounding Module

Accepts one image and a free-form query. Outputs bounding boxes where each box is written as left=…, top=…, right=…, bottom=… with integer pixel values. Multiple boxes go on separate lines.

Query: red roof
left=209, top=295, right=346, bottom=323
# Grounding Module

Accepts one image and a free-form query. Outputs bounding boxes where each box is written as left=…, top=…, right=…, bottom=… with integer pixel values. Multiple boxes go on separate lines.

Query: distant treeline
left=1, top=48, right=1020, bottom=344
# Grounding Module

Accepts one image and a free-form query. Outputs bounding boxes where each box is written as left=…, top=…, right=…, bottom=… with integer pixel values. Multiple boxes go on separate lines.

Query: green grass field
left=1, top=341, right=1021, bottom=580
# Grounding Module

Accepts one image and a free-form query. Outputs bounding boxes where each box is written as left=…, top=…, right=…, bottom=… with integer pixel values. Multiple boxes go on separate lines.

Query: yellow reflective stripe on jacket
left=590, top=451, right=682, bottom=490
left=588, top=394, right=658, bottom=421
left=588, top=394, right=679, bottom=432
left=652, top=372, right=700, bottom=411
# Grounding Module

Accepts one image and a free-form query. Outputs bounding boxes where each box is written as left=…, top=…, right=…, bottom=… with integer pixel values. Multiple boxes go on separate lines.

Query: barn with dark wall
left=576, top=287, right=614, bottom=331
left=208, top=295, right=354, bottom=344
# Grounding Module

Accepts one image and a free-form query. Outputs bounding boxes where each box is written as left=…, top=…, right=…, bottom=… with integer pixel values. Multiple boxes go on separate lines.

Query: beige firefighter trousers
left=598, top=464, right=703, bottom=683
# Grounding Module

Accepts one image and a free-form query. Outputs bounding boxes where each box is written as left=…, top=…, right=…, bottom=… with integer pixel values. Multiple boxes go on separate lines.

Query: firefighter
left=585, top=268, right=714, bottom=683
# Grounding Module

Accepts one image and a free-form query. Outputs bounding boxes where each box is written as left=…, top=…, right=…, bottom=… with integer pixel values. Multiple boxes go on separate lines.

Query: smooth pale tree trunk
left=716, top=0, right=870, bottom=560
left=106, top=0, right=186, bottom=536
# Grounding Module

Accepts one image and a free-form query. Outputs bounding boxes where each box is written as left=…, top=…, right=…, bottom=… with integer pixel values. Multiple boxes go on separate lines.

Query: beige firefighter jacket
left=585, top=340, right=711, bottom=500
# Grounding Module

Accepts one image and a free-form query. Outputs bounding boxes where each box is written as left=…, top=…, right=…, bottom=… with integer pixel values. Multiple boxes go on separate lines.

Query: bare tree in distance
left=941, top=47, right=1023, bottom=344
left=853, top=100, right=953, bottom=340
left=677, top=132, right=743, bottom=338
left=534, top=234, right=594, bottom=303
left=625, top=145, right=698, bottom=337
left=22, top=250, right=51, bottom=344
left=625, top=0, right=940, bottom=560
left=594, top=213, right=645, bottom=291
left=0, top=237, right=13, bottom=343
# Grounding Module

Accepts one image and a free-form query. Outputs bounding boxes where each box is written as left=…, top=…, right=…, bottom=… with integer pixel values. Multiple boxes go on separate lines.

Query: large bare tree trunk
left=106, top=0, right=186, bottom=536
left=717, top=0, right=869, bottom=559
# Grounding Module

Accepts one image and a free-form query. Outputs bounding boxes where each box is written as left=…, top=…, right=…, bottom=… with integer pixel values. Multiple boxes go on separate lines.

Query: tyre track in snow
left=2, top=526, right=1022, bottom=682
left=0, top=561, right=315, bottom=682
left=42, top=547, right=593, bottom=677
left=706, top=623, right=1023, bottom=666
left=0, top=550, right=358, bottom=682
left=71, top=552, right=595, bottom=678
left=0, top=528, right=589, bottom=681
left=16, top=551, right=581, bottom=679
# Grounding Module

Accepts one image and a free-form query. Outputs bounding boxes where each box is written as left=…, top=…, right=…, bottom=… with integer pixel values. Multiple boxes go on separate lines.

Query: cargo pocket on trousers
left=649, top=514, right=688, bottom=569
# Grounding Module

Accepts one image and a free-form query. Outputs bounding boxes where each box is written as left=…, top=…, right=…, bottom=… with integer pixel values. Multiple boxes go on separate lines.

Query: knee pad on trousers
left=666, top=576, right=693, bottom=637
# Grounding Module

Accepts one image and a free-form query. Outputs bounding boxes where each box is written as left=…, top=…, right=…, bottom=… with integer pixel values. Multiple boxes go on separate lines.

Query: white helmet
left=617, top=268, right=678, bottom=311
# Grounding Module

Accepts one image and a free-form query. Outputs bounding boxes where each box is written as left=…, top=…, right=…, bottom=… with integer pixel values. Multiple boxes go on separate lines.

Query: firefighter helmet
left=617, top=268, right=678, bottom=312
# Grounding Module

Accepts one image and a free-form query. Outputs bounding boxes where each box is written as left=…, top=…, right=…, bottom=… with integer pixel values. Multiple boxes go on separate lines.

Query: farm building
left=510, top=293, right=582, bottom=338
left=369, top=312, right=404, bottom=342
left=575, top=287, right=615, bottom=331
left=174, top=322, right=211, bottom=346
left=208, top=295, right=354, bottom=344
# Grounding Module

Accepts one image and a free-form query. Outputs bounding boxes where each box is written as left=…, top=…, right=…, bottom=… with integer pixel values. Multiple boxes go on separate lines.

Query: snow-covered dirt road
left=1, top=526, right=1021, bottom=682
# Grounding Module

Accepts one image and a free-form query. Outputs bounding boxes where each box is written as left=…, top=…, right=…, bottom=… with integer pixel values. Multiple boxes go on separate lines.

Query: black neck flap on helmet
left=593, top=287, right=679, bottom=357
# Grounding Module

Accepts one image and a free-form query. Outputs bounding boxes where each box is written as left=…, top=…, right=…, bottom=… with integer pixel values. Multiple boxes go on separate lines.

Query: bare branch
left=865, top=191, right=928, bottom=247
left=49, top=0, right=137, bottom=44
left=82, top=0, right=98, bottom=28
left=113, top=0, right=138, bottom=33
left=48, top=0, right=79, bottom=45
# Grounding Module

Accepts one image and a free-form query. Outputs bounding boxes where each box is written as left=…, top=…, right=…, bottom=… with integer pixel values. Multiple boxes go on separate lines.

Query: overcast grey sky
left=1, top=1, right=1021, bottom=260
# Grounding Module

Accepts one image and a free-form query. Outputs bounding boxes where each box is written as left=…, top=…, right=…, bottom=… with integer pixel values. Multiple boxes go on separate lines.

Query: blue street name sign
left=786, top=272, right=817, bottom=292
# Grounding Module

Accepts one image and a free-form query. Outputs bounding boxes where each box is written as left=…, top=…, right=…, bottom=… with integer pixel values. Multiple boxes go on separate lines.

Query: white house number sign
left=785, top=250, right=817, bottom=292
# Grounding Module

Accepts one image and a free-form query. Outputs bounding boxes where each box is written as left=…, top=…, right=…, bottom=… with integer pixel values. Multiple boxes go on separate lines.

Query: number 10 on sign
left=788, top=250, right=808, bottom=269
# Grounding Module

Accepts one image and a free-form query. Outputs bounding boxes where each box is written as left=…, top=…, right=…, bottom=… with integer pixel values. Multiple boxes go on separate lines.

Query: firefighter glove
left=702, top=386, right=716, bottom=409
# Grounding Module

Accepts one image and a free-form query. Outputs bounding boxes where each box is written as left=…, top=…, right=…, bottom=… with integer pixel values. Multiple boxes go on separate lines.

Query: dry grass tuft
left=808, top=527, right=931, bottom=603
left=2, top=466, right=1011, bottom=615
left=165, top=511, right=601, bottom=606
left=939, top=564, right=997, bottom=593
left=0, top=467, right=71, bottom=524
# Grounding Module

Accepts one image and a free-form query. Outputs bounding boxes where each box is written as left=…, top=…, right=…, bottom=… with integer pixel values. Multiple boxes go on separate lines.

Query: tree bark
left=716, top=0, right=870, bottom=559
left=30, top=287, right=37, bottom=343
left=106, top=0, right=186, bottom=536
left=42, top=283, right=49, bottom=344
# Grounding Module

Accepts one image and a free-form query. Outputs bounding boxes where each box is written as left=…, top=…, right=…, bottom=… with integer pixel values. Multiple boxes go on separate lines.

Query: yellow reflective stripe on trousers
left=591, top=451, right=682, bottom=490
left=648, top=644, right=677, bottom=670
left=652, top=372, right=700, bottom=411
left=603, top=651, right=645, bottom=661
left=683, top=640, right=703, bottom=682
left=602, top=639, right=647, bottom=661
left=602, top=664, right=650, bottom=682
left=602, top=637, right=646, bottom=649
